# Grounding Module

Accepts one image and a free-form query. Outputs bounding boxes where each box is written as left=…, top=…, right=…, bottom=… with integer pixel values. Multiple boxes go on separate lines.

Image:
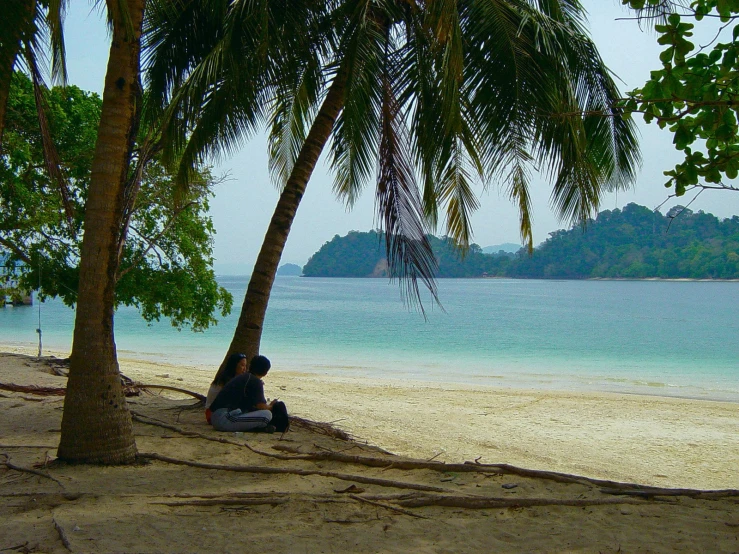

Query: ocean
left=2, top=277, right=737, bottom=402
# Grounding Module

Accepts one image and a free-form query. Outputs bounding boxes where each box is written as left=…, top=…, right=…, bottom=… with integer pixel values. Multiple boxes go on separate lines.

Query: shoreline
left=3, top=341, right=737, bottom=404
left=3, top=346, right=737, bottom=490
left=292, top=275, right=739, bottom=282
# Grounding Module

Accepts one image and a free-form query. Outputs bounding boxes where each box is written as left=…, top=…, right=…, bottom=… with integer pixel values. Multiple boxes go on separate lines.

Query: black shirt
left=209, top=373, right=267, bottom=413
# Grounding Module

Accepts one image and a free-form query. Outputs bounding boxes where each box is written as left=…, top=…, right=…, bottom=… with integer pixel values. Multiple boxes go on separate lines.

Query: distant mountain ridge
left=302, top=203, right=739, bottom=279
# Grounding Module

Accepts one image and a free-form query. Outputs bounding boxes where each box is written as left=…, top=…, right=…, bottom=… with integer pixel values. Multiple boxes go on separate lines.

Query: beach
left=4, top=344, right=738, bottom=491
left=1, top=349, right=738, bottom=552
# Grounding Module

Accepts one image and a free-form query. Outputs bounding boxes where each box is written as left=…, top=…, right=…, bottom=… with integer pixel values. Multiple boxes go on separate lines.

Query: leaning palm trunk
left=57, top=0, right=145, bottom=464
left=219, top=69, right=347, bottom=370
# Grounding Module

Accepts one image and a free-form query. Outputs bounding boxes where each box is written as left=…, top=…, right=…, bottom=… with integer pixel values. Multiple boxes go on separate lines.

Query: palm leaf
left=376, top=56, right=439, bottom=313
left=329, top=0, right=385, bottom=207
left=22, top=39, right=76, bottom=235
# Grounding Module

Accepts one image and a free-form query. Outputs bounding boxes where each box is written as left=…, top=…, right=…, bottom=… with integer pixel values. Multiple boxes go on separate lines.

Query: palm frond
left=45, top=0, right=68, bottom=85
left=376, top=63, right=439, bottom=314
left=268, top=50, right=324, bottom=189
left=330, top=2, right=386, bottom=207
left=436, top=138, right=480, bottom=250
left=22, top=40, right=76, bottom=235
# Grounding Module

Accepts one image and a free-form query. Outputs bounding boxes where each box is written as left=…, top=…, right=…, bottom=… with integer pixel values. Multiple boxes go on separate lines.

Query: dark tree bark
left=57, top=0, right=146, bottom=464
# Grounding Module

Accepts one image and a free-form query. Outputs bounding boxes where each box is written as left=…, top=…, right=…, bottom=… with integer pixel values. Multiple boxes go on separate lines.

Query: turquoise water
left=2, top=278, right=738, bottom=401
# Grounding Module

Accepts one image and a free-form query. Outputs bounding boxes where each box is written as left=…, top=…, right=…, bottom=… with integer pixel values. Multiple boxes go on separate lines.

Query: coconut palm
left=1, top=0, right=75, bottom=225
left=56, top=0, right=147, bottom=464
left=1, top=0, right=67, bottom=147
left=148, top=0, right=641, bottom=371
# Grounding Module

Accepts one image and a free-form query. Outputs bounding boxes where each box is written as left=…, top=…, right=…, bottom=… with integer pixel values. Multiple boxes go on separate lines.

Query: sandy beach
left=1, top=348, right=738, bottom=552
left=3, top=343, right=738, bottom=490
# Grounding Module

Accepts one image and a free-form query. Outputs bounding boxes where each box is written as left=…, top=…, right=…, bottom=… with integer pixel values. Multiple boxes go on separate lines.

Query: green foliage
left=508, top=203, right=739, bottom=279
left=302, top=230, right=512, bottom=278
left=303, top=203, right=739, bottom=280
left=621, top=0, right=739, bottom=195
left=148, top=0, right=640, bottom=308
left=0, top=72, right=232, bottom=330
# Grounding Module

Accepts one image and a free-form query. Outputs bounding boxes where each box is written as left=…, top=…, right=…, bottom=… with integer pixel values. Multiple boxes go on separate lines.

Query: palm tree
left=1, top=0, right=67, bottom=148
left=149, top=0, right=641, bottom=371
left=56, top=0, right=147, bottom=464
left=1, top=1, right=75, bottom=227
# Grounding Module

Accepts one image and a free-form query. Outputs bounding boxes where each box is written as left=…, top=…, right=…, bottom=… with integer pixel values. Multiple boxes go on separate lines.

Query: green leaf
left=673, top=125, right=694, bottom=149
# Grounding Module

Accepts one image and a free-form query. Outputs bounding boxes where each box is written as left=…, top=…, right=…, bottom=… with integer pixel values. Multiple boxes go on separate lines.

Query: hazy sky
left=61, top=0, right=739, bottom=271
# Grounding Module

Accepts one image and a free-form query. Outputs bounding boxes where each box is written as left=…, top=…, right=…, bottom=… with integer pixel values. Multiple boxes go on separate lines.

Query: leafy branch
left=621, top=0, right=739, bottom=196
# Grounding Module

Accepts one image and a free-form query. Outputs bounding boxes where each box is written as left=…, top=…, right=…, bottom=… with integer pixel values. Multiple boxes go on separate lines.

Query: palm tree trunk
left=0, top=0, right=35, bottom=150
left=219, top=68, right=348, bottom=370
left=57, top=0, right=145, bottom=464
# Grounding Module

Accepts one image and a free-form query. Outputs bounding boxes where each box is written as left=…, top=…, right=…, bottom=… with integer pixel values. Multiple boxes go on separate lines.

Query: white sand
left=2, top=349, right=739, bottom=552
left=4, top=343, right=738, bottom=490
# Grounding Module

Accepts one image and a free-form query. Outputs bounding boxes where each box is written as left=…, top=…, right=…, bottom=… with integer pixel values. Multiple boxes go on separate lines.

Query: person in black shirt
left=209, top=355, right=276, bottom=433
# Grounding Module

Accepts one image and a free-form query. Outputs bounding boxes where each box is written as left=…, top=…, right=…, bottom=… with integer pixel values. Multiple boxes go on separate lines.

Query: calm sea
left=2, top=277, right=738, bottom=402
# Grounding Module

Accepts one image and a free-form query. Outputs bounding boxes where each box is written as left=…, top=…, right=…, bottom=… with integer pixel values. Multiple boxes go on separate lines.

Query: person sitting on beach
left=204, top=352, right=247, bottom=424
left=208, top=355, right=277, bottom=433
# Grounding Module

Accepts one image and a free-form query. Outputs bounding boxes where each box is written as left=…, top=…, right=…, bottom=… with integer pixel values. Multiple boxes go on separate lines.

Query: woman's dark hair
left=212, top=353, right=247, bottom=386
left=249, top=355, right=271, bottom=376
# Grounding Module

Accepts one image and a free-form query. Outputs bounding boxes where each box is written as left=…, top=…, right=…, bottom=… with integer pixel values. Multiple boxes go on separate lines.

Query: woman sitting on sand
left=204, top=352, right=248, bottom=424
left=208, top=355, right=276, bottom=433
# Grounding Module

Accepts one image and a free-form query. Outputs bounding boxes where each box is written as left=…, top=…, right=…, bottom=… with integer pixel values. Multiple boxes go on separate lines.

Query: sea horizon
left=2, top=277, right=738, bottom=403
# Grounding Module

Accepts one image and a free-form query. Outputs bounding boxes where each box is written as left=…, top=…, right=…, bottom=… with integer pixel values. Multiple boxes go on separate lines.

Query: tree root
left=0, top=445, right=57, bottom=449
left=155, top=488, right=647, bottom=515
left=155, top=497, right=290, bottom=507
left=0, top=541, right=35, bottom=553
left=465, top=461, right=739, bottom=497
left=131, top=412, right=739, bottom=500
left=132, top=385, right=205, bottom=402
left=600, top=487, right=739, bottom=499
left=388, top=493, right=646, bottom=509
left=290, top=416, right=352, bottom=441
left=0, top=381, right=205, bottom=401
left=0, top=383, right=65, bottom=396
left=349, top=494, right=429, bottom=519
left=131, top=412, right=253, bottom=449
left=52, top=516, right=73, bottom=552
left=131, top=411, right=343, bottom=461
left=272, top=444, right=503, bottom=474
left=138, top=452, right=451, bottom=493
left=0, top=454, right=63, bottom=487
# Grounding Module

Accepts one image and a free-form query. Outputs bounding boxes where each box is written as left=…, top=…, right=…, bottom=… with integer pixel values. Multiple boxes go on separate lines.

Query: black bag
left=271, top=401, right=290, bottom=433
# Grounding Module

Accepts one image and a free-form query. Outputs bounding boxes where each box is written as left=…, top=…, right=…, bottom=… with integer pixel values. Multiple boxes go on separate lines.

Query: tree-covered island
left=303, top=203, right=739, bottom=280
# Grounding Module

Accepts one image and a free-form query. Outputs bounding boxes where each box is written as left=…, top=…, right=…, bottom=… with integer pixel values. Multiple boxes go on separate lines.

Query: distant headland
left=300, top=203, right=739, bottom=280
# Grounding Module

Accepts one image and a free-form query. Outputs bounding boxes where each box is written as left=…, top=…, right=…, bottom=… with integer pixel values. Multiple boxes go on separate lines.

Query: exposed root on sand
left=138, top=452, right=450, bottom=493
left=0, top=454, right=64, bottom=487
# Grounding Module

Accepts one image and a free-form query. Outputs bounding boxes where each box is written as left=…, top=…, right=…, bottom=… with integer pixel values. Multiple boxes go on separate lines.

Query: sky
left=60, top=0, right=739, bottom=272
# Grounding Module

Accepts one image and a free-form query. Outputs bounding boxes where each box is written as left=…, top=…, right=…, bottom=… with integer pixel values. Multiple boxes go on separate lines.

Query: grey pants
left=211, top=408, right=272, bottom=432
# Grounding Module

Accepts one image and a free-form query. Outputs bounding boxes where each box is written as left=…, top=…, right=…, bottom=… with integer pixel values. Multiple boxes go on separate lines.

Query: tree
left=149, top=0, right=640, bottom=371
left=56, top=0, right=148, bottom=464
left=1, top=0, right=67, bottom=148
left=1, top=0, right=73, bottom=233
left=0, top=72, right=232, bottom=330
left=621, top=0, right=739, bottom=197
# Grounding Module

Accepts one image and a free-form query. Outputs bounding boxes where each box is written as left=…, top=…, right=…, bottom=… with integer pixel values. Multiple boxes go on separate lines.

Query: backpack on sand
left=271, top=401, right=290, bottom=433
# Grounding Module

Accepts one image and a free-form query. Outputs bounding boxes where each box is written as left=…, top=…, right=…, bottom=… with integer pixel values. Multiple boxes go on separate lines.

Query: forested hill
left=302, top=203, right=739, bottom=279
left=302, top=232, right=511, bottom=278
